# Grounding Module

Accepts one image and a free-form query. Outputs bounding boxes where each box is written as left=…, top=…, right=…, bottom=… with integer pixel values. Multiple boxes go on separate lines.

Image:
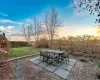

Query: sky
left=0, top=0, right=99, bottom=37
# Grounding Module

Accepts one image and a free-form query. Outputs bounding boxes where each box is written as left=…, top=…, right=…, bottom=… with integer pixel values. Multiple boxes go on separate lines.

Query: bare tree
left=22, top=17, right=41, bottom=47
left=28, top=17, right=42, bottom=47
left=44, top=7, right=60, bottom=48
left=30, top=17, right=41, bottom=42
left=22, top=23, right=31, bottom=44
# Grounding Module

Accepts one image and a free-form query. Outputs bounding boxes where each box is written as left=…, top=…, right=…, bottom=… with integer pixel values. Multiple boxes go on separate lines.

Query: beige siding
left=6, top=36, right=35, bottom=41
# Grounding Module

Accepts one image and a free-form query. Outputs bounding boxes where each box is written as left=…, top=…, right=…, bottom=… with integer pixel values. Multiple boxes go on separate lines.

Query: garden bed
left=68, top=61, right=99, bottom=80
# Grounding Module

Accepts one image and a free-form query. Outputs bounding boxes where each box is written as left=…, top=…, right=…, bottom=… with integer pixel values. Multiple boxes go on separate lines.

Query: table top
left=41, top=49, right=65, bottom=54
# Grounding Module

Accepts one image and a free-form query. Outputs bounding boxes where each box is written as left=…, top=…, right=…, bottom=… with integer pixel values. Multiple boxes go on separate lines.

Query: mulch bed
left=0, top=61, right=13, bottom=80
left=68, top=61, right=99, bottom=80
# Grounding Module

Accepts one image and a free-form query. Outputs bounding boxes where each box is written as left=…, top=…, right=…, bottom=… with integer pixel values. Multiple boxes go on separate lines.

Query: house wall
left=6, top=36, right=35, bottom=41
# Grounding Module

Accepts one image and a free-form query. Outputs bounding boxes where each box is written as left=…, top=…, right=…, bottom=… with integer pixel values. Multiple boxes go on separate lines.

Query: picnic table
left=41, top=49, right=65, bottom=54
left=40, top=49, right=69, bottom=65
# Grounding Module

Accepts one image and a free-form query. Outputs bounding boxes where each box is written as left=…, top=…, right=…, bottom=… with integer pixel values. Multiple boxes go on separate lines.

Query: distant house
left=6, top=34, right=27, bottom=42
left=6, top=34, right=48, bottom=42
left=6, top=34, right=35, bottom=42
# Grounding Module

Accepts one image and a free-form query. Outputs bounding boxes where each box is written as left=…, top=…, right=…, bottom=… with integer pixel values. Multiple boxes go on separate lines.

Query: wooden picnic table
left=40, top=49, right=69, bottom=65
left=41, top=49, right=65, bottom=54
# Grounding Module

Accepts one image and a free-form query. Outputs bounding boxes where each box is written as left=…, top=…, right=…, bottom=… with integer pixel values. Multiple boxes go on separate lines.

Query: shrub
left=73, top=52, right=83, bottom=57
left=35, top=37, right=49, bottom=48
left=10, top=41, right=28, bottom=48
left=96, top=72, right=100, bottom=79
left=96, top=62, right=100, bottom=79
left=79, top=58, right=88, bottom=62
left=97, top=62, right=100, bottom=68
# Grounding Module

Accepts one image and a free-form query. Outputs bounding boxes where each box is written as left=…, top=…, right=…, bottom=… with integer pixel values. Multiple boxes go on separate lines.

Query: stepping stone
left=60, top=64, right=73, bottom=71
left=69, top=59, right=76, bottom=63
left=45, top=65, right=58, bottom=72
left=61, top=79, right=68, bottom=80
left=38, top=62, right=48, bottom=68
left=15, top=65, right=22, bottom=71
left=18, top=77, right=24, bottom=80
left=68, top=61, right=75, bottom=66
left=15, top=71, right=23, bottom=78
left=54, top=68, right=69, bottom=79
left=15, top=60, right=21, bottom=63
left=30, top=58, right=41, bottom=64
left=16, top=62, right=22, bottom=66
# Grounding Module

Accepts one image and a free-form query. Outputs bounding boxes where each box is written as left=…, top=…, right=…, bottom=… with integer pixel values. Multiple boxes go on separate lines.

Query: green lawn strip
left=9, top=47, right=42, bottom=58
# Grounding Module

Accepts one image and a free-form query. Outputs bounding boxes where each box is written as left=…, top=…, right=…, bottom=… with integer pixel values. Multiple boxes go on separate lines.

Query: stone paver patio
left=30, top=56, right=77, bottom=80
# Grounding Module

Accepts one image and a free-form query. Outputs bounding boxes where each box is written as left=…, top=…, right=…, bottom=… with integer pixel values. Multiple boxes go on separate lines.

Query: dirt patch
left=68, top=61, right=99, bottom=80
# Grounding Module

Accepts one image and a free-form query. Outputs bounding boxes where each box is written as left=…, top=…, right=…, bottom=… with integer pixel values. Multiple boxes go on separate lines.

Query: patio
left=30, top=56, right=77, bottom=80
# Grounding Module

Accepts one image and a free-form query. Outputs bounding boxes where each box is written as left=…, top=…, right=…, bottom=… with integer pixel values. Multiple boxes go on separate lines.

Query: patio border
left=7, top=53, right=39, bottom=62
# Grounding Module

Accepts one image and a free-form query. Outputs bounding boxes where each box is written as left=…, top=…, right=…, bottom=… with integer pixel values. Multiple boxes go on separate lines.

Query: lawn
left=9, top=47, right=42, bottom=58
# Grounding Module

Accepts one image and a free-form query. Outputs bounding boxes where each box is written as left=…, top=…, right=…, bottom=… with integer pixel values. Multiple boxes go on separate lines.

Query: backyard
left=0, top=0, right=100, bottom=80
left=0, top=45, right=99, bottom=80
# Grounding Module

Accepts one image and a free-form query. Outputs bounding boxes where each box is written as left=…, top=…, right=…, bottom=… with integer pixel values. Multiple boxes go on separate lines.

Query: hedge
left=10, top=41, right=28, bottom=48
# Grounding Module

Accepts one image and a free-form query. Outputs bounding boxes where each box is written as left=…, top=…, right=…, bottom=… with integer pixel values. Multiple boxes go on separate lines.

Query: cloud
left=95, top=25, right=100, bottom=33
left=0, top=19, right=23, bottom=25
left=6, top=26, right=14, bottom=30
left=0, top=26, right=7, bottom=31
left=25, top=19, right=31, bottom=22
left=0, top=12, right=8, bottom=16
left=0, top=26, right=14, bottom=33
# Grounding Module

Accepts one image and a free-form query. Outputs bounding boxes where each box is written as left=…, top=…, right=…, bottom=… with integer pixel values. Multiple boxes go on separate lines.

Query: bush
left=79, top=58, right=88, bottom=62
left=96, top=72, right=100, bottom=79
left=73, top=52, right=83, bottom=57
left=35, top=37, right=49, bottom=48
left=97, top=62, right=100, bottom=68
left=10, top=41, right=28, bottom=48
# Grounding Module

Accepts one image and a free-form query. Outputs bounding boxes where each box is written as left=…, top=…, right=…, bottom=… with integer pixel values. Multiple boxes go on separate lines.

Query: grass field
left=9, top=47, right=42, bottom=58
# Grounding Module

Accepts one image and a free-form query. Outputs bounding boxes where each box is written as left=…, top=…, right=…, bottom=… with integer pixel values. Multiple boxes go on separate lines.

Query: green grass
left=9, top=47, right=42, bottom=58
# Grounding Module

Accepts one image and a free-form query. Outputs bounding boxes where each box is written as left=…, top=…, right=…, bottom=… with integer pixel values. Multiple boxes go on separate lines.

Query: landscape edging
left=7, top=53, right=39, bottom=62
